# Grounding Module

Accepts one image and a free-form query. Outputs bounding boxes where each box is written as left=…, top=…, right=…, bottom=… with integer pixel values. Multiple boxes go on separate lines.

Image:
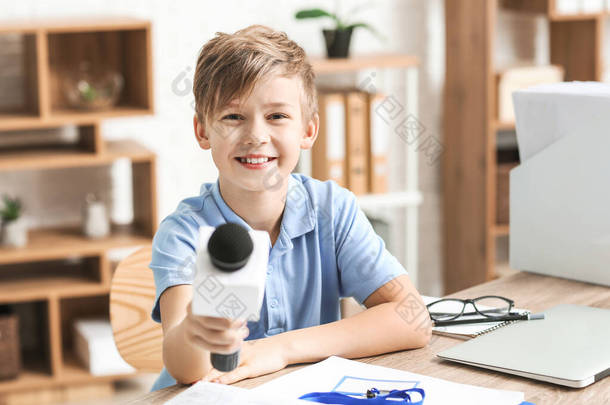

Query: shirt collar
left=209, top=174, right=315, bottom=251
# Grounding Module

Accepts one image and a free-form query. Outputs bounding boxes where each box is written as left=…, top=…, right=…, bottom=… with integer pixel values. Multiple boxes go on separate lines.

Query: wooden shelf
left=0, top=278, right=108, bottom=304
left=549, top=12, right=606, bottom=21
left=48, top=106, right=153, bottom=123
left=0, top=16, right=150, bottom=34
left=60, top=352, right=137, bottom=384
left=0, top=226, right=151, bottom=265
left=0, top=107, right=152, bottom=131
left=444, top=0, right=606, bottom=293
left=0, top=17, right=157, bottom=400
left=493, top=224, right=510, bottom=236
left=0, top=352, right=136, bottom=394
left=0, top=113, right=41, bottom=129
left=0, top=359, right=52, bottom=394
left=494, top=120, right=515, bottom=131
left=0, top=139, right=155, bottom=171
left=0, top=17, right=154, bottom=129
left=310, top=53, right=418, bottom=74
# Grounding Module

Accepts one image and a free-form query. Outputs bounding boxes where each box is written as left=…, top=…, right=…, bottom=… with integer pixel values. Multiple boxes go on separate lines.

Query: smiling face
left=194, top=71, right=319, bottom=194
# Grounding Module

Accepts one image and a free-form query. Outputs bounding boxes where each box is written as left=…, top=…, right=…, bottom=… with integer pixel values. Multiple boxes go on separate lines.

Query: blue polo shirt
left=149, top=173, right=407, bottom=391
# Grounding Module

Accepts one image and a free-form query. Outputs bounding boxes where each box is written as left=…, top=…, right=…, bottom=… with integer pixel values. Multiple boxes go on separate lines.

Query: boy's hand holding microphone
left=184, top=223, right=269, bottom=372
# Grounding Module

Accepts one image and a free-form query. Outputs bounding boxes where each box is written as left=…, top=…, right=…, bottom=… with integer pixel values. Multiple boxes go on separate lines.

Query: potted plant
left=295, top=6, right=383, bottom=58
left=0, top=195, right=27, bottom=248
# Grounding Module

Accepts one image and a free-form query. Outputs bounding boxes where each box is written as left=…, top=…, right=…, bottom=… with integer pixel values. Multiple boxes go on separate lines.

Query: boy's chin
left=236, top=175, right=287, bottom=193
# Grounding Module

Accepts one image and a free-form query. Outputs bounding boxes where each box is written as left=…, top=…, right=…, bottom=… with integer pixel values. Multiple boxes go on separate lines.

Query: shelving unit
left=0, top=17, right=156, bottom=404
left=305, top=54, right=422, bottom=285
left=0, top=17, right=153, bottom=135
left=443, top=0, right=606, bottom=293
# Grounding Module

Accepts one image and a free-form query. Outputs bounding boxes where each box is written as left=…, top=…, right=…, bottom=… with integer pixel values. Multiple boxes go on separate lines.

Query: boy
left=150, top=25, right=431, bottom=391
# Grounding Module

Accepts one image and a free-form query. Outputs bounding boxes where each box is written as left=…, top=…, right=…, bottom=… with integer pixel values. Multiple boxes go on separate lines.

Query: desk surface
left=128, top=272, right=610, bottom=404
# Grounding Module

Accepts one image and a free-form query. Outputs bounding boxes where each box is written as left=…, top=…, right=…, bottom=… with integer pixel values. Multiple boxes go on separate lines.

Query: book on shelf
left=311, top=90, right=346, bottom=187
left=344, top=90, right=369, bottom=195
left=311, top=87, right=391, bottom=196
left=367, top=92, right=389, bottom=194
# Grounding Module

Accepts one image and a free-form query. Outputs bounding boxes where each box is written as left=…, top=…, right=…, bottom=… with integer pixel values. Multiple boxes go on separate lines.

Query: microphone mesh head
left=207, top=223, right=253, bottom=272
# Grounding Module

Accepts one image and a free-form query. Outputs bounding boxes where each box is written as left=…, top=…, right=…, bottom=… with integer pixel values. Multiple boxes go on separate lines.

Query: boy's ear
left=300, top=112, right=320, bottom=150
left=193, top=115, right=211, bottom=150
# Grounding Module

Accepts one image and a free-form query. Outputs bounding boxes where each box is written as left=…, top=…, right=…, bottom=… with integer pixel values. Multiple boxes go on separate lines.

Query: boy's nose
left=243, top=132, right=269, bottom=145
left=242, top=120, right=270, bottom=144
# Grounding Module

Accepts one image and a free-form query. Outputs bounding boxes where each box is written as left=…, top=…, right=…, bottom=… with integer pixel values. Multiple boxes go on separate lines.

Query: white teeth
left=239, top=157, right=270, bottom=164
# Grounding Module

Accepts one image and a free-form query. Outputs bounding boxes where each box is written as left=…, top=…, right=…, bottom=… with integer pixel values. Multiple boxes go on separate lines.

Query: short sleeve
left=334, top=188, right=407, bottom=305
left=149, top=214, right=201, bottom=323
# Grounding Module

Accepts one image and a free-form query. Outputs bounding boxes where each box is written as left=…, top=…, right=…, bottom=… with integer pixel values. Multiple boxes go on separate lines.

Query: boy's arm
left=159, top=285, right=213, bottom=384
left=209, top=274, right=431, bottom=385
left=280, top=273, right=431, bottom=364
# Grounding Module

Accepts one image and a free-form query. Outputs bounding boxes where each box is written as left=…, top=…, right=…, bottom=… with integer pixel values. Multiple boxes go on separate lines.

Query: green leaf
left=295, top=8, right=334, bottom=19
left=295, top=8, right=343, bottom=27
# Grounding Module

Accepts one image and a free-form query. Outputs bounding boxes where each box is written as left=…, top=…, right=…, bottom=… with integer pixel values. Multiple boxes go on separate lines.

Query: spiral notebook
left=422, top=296, right=530, bottom=340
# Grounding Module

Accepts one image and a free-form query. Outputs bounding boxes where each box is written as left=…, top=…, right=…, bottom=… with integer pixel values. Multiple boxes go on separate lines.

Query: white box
left=510, top=82, right=610, bottom=286
left=74, top=318, right=136, bottom=376
left=512, top=81, right=610, bottom=162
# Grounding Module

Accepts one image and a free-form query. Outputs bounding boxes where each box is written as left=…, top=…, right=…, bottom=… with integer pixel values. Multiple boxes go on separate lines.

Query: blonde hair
left=193, top=25, right=317, bottom=126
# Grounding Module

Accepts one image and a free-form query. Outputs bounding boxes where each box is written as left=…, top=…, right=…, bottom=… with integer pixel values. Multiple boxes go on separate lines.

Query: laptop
left=437, top=304, right=610, bottom=388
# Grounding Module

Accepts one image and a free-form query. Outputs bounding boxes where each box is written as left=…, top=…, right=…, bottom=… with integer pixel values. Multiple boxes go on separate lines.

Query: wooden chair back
left=109, top=246, right=164, bottom=372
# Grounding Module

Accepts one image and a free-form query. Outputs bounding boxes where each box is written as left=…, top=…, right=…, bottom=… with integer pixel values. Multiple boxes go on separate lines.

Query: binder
left=312, top=91, right=346, bottom=187
left=344, top=90, right=369, bottom=195
left=367, top=93, right=389, bottom=194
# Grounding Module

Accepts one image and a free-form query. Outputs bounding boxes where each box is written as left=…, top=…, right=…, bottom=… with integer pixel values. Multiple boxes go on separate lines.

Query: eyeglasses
left=427, top=296, right=519, bottom=326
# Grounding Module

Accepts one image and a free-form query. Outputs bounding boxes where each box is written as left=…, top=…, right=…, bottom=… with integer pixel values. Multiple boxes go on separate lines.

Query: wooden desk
left=128, top=272, right=610, bottom=404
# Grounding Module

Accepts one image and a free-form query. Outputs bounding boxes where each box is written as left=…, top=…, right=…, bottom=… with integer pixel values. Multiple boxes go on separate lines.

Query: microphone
left=192, top=223, right=269, bottom=372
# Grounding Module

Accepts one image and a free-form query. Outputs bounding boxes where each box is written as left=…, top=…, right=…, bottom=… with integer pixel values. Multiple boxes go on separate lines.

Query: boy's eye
left=268, top=113, right=288, bottom=120
left=222, top=114, right=244, bottom=120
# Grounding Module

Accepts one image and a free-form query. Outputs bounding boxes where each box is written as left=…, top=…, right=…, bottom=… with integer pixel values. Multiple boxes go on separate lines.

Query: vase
left=83, top=194, right=110, bottom=239
left=63, top=61, right=124, bottom=110
left=323, top=28, right=354, bottom=58
left=1, top=218, right=28, bottom=248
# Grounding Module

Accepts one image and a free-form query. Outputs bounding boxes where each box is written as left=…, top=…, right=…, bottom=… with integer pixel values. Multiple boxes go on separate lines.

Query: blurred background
left=0, top=0, right=608, bottom=403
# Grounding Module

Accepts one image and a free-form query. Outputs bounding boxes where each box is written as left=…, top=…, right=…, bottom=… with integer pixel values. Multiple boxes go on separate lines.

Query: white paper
left=164, top=381, right=308, bottom=405
left=251, top=356, right=525, bottom=405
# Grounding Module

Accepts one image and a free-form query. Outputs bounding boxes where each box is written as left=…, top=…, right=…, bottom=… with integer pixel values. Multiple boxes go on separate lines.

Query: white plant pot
left=1, top=218, right=28, bottom=247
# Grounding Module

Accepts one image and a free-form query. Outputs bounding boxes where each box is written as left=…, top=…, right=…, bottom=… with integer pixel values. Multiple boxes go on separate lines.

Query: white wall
left=0, top=0, right=446, bottom=295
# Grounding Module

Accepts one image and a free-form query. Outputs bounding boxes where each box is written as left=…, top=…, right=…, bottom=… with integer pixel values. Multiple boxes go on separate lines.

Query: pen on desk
left=433, top=313, right=545, bottom=327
